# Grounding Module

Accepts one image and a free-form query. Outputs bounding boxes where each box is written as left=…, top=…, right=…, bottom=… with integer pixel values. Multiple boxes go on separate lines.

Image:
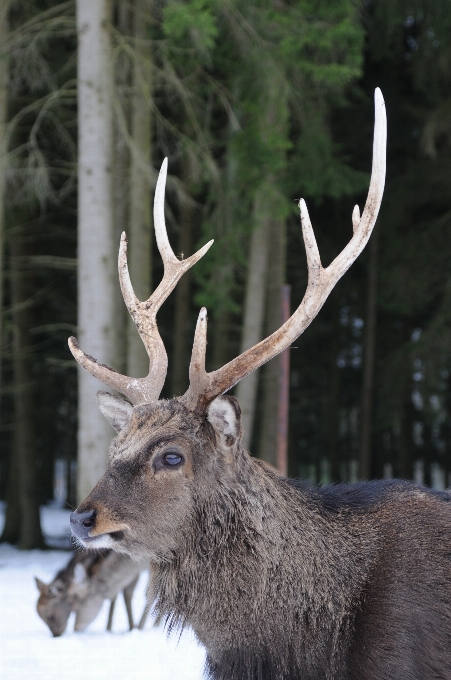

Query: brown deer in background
left=35, top=550, right=148, bottom=636
left=69, top=90, right=451, bottom=680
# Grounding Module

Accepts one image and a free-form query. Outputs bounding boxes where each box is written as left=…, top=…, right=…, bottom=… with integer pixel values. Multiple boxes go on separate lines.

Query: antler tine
left=188, top=308, right=209, bottom=398
left=183, top=88, right=386, bottom=412
left=69, top=159, right=213, bottom=405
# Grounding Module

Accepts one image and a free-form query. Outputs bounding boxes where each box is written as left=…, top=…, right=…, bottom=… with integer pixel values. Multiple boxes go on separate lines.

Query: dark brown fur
left=73, top=396, right=451, bottom=680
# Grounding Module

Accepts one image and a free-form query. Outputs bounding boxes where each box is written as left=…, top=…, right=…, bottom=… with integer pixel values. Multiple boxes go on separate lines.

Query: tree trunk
left=258, top=217, right=286, bottom=467
left=235, top=192, right=270, bottom=450
left=0, top=1, right=9, bottom=415
left=359, top=227, right=379, bottom=479
left=1, top=228, right=44, bottom=548
left=112, top=1, right=132, bottom=375
left=126, top=0, right=152, bottom=379
left=171, top=159, right=193, bottom=397
left=76, top=0, right=116, bottom=503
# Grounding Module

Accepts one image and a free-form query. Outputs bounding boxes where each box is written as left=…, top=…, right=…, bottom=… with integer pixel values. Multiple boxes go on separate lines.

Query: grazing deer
left=35, top=550, right=147, bottom=636
left=69, top=90, right=451, bottom=679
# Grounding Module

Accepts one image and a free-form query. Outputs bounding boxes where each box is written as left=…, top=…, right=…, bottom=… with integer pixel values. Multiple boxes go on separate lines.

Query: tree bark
left=1, top=228, right=44, bottom=548
left=258, top=217, right=286, bottom=467
left=76, top=0, right=117, bottom=503
left=112, top=1, right=132, bottom=375
left=359, top=226, right=379, bottom=479
left=235, top=193, right=270, bottom=451
left=171, top=158, right=193, bottom=397
left=126, top=0, right=152, bottom=379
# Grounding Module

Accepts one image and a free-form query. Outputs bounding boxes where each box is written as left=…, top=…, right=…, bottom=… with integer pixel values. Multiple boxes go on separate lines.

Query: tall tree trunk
left=76, top=0, right=116, bottom=503
left=171, top=158, right=193, bottom=397
left=359, top=228, right=379, bottom=479
left=1, top=228, right=44, bottom=548
left=126, top=0, right=152, bottom=379
left=0, top=1, right=9, bottom=415
left=112, top=1, right=132, bottom=375
left=235, top=193, right=270, bottom=450
left=258, top=217, right=286, bottom=467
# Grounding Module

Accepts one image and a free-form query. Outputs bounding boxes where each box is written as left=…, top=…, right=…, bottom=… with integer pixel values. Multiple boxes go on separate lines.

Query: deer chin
left=76, top=532, right=122, bottom=550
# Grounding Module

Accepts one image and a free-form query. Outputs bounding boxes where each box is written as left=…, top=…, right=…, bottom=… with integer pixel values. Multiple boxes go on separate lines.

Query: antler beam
left=182, top=88, right=387, bottom=413
left=69, top=159, right=213, bottom=405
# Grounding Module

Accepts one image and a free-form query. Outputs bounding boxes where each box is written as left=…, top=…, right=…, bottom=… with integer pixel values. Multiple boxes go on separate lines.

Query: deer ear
left=35, top=577, right=47, bottom=593
left=96, top=392, right=133, bottom=432
left=207, top=396, right=242, bottom=449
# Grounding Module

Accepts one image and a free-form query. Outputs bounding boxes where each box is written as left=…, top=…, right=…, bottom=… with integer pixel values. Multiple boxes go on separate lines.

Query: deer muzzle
left=70, top=509, right=96, bottom=542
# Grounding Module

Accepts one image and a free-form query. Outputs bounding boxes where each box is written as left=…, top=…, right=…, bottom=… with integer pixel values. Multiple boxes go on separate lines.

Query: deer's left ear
left=207, top=395, right=242, bottom=450
left=97, top=391, right=133, bottom=432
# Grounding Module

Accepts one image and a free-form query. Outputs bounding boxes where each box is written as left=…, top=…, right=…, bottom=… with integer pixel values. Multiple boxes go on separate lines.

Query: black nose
left=70, top=509, right=96, bottom=541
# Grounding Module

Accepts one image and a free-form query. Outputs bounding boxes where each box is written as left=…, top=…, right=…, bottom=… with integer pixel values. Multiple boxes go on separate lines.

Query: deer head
left=70, top=90, right=386, bottom=567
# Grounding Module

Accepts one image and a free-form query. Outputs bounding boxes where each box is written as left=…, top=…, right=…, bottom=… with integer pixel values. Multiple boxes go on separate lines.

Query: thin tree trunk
left=76, top=0, right=116, bottom=503
left=126, top=0, right=152, bottom=379
left=171, top=159, right=193, bottom=397
left=359, top=227, right=379, bottom=479
left=235, top=195, right=270, bottom=450
left=0, top=1, right=9, bottom=415
left=3, top=228, right=44, bottom=548
left=112, top=1, right=132, bottom=375
left=258, top=217, right=286, bottom=467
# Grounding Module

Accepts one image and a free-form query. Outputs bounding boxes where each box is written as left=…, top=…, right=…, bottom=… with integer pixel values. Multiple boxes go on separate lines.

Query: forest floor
left=0, top=505, right=205, bottom=680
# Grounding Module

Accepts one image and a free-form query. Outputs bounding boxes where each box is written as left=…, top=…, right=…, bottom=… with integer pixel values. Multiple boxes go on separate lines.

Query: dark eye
left=162, top=452, right=183, bottom=467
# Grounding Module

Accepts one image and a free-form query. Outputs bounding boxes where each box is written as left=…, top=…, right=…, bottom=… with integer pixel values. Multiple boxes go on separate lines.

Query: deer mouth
left=70, top=509, right=128, bottom=547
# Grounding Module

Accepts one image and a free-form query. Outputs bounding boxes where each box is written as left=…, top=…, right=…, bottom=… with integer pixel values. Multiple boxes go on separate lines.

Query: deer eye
left=162, top=452, right=183, bottom=467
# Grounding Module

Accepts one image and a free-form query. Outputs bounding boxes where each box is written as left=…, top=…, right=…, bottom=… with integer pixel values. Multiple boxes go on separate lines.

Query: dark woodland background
left=1, top=0, right=451, bottom=547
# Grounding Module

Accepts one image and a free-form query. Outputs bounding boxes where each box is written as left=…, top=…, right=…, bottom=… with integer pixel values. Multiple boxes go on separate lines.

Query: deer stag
left=69, top=89, right=451, bottom=680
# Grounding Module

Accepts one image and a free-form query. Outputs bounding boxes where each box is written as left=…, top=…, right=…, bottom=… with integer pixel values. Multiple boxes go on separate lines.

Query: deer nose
left=70, top=509, right=96, bottom=540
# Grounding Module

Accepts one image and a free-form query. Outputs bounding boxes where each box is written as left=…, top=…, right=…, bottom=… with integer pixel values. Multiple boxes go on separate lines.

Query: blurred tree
left=76, top=0, right=117, bottom=503
left=1, top=0, right=77, bottom=545
left=126, top=0, right=153, bottom=380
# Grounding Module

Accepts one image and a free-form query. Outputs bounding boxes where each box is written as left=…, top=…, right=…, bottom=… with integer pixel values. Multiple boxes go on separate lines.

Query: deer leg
left=123, top=575, right=139, bottom=630
left=107, top=597, right=116, bottom=632
left=137, top=602, right=151, bottom=630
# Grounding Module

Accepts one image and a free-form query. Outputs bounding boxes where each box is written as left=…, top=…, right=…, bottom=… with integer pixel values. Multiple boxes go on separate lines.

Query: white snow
left=0, top=506, right=205, bottom=680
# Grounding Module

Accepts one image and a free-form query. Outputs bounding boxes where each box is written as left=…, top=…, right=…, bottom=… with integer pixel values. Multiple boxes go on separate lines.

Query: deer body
left=35, top=550, right=147, bottom=636
left=72, top=398, right=451, bottom=679
left=65, top=91, right=451, bottom=677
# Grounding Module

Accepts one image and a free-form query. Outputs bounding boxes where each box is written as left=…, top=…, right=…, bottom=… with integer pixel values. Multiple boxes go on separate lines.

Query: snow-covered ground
left=0, top=506, right=205, bottom=680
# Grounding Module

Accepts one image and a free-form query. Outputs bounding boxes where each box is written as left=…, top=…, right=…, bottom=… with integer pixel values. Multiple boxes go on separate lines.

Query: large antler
left=182, top=88, right=387, bottom=413
left=69, top=159, right=213, bottom=405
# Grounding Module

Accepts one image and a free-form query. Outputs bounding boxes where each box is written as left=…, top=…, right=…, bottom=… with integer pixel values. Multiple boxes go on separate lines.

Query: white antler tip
left=299, top=199, right=310, bottom=224
left=374, top=87, right=384, bottom=104
left=199, top=307, right=207, bottom=321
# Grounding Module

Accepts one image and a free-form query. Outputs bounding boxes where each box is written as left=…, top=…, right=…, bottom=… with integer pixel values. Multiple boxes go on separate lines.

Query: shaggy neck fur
left=150, top=447, right=379, bottom=680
